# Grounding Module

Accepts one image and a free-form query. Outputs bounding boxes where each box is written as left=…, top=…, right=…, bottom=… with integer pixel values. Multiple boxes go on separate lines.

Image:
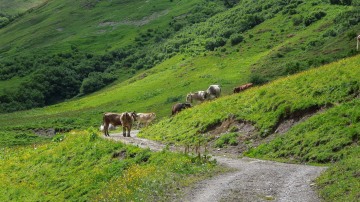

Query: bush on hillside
left=230, top=34, right=244, bottom=45
left=205, top=38, right=226, bottom=51
left=0, top=17, right=9, bottom=28
left=304, top=11, right=327, bottom=26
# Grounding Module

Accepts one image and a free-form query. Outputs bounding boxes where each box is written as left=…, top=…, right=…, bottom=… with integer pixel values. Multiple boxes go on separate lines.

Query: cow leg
left=122, top=127, right=126, bottom=137
left=127, top=126, right=131, bottom=137
left=104, top=123, right=109, bottom=136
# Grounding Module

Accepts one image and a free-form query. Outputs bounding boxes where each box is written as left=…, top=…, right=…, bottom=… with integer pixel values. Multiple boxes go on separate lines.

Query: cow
left=206, top=84, right=221, bottom=100
left=136, top=112, right=156, bottom=129
left=186, top=91, right=207, bottom=103
left=233, top=83, right=253, bottom=93
left=103, top=112, right=123, bottom=136
left=172, top=103, right=192, bottom=115
left=120, top=112, right=138, bottom=137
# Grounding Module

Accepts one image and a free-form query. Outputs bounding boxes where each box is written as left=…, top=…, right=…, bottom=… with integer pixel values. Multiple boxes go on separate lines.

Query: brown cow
left=233, top=83, right=253, bottom=93
left=172, top=103, right=192, bottom=115
left=103, top=112, right=123, bottom=136
left=120, top=112, right=137, bottom=137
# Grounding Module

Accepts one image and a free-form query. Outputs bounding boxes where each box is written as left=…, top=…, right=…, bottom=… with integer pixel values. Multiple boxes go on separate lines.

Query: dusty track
left=104, top=130, right=327, bottom=202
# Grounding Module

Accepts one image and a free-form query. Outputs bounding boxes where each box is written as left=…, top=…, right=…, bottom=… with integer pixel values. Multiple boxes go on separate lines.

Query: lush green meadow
left=0, top=129, right=218, bottom=201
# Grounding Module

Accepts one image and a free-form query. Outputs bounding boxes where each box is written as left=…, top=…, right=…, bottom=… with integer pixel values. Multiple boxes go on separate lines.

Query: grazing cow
left=136, top=112, right=156, bottom=129
left=186, top=91, right=207, bottom=103
left=120, top=112, right=137, bottom=137
left=233, top=83, right=253, bottom=93
left=206, top=84, right=221, bottom=100
left=99, top=123, right=116, bottom=132
left=172, top=103, right=192, bottom=115
left=103, top=113, right=123, bottom=136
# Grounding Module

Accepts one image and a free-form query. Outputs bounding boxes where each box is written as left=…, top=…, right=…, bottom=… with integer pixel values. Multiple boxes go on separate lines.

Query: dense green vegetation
left=0, top=0, right=359, bottom=112
left=0, top=129, right=217, bottom=201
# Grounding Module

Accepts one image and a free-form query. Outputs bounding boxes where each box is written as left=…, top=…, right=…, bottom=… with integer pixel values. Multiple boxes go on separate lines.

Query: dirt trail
left=105, top=130, right=327, bottom=202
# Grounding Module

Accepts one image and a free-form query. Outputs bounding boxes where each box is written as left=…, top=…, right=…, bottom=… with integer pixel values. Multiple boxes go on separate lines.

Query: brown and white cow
left=233, top=83, right=253, bottom=94
left=103, top=112, right=123, bottom=136
left=186, top=91, right=207, bottom=103
left=172, top=103, right=192, bottom=115
left=136, top=112, right=156, bottom=129
left=120, top=112, right=138, bottom=137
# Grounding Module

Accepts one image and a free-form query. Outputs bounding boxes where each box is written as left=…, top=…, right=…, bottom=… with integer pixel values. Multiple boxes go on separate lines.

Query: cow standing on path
left=120, top=112, right=137, bottom=137
left=103, top=113, right=123, bottom=136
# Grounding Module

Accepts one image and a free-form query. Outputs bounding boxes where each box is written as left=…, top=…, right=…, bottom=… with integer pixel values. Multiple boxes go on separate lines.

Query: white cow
left=206, top=84, right=221, bottom=100
left=186, top=91, right=207, bottom=103
left=136, top=112, right=156, bottom=129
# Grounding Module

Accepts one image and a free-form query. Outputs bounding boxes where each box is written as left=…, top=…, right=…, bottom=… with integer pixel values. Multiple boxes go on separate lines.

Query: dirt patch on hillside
left=205, top=105, right=328, bottom=158
left=33, top=128, right=56, bottom=137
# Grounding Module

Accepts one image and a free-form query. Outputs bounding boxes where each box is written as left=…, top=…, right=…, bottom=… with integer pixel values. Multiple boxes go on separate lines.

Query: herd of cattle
left=101, top=83, right=253, bottom=137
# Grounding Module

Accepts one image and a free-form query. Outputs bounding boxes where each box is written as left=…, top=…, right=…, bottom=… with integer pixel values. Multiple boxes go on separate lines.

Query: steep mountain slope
left=0, top=0, right=358, bottom=113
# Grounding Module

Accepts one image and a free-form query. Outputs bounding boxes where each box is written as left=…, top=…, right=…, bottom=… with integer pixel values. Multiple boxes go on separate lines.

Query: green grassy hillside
left=0, top=129, right=217, bottom=201
left=0, top=0, right=358, bottom=113
left=0, top=0, right=46, bottom=16
left=138, top=55, right=360, bottom=201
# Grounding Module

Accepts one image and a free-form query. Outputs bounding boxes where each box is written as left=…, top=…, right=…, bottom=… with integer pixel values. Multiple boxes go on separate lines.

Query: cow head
left=130, top=111, right=138, bottom=121
left=183, top=103, right=192, bottom=109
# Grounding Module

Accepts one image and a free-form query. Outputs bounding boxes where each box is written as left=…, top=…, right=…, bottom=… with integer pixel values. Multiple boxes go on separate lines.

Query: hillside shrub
left=0, top=17, right=9, bottom=28
left=230, top=34, right=244, bottom=45
left=292, top=14, right=303, bottom=26
left=304, top=11, right=326, bottom=26
left=205, top=38, right=226, bottom=51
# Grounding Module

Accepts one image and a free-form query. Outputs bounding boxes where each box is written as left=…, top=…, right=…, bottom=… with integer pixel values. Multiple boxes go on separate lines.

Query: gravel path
left=105, top=130, right=327, bottom=202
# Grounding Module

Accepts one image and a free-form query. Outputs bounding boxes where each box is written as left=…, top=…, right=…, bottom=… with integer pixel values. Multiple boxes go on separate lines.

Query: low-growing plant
left=215, top=133, right=239, bottom=148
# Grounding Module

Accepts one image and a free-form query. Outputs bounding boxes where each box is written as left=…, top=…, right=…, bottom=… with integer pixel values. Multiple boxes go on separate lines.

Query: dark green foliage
left=304, top=11, right=326, bottom=26
left=205, top=38, right=226, bottom=51
left=230, top=34, right=244, bottom=45
left=292, top=14, right=303, bottom=26
left=80, top=72, right=116, bottom=94
left=0, top=16, right=9, bottom=28
left=250, top=73, right=268, bottom=85
left=329, top=0, right=352, bottom=5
